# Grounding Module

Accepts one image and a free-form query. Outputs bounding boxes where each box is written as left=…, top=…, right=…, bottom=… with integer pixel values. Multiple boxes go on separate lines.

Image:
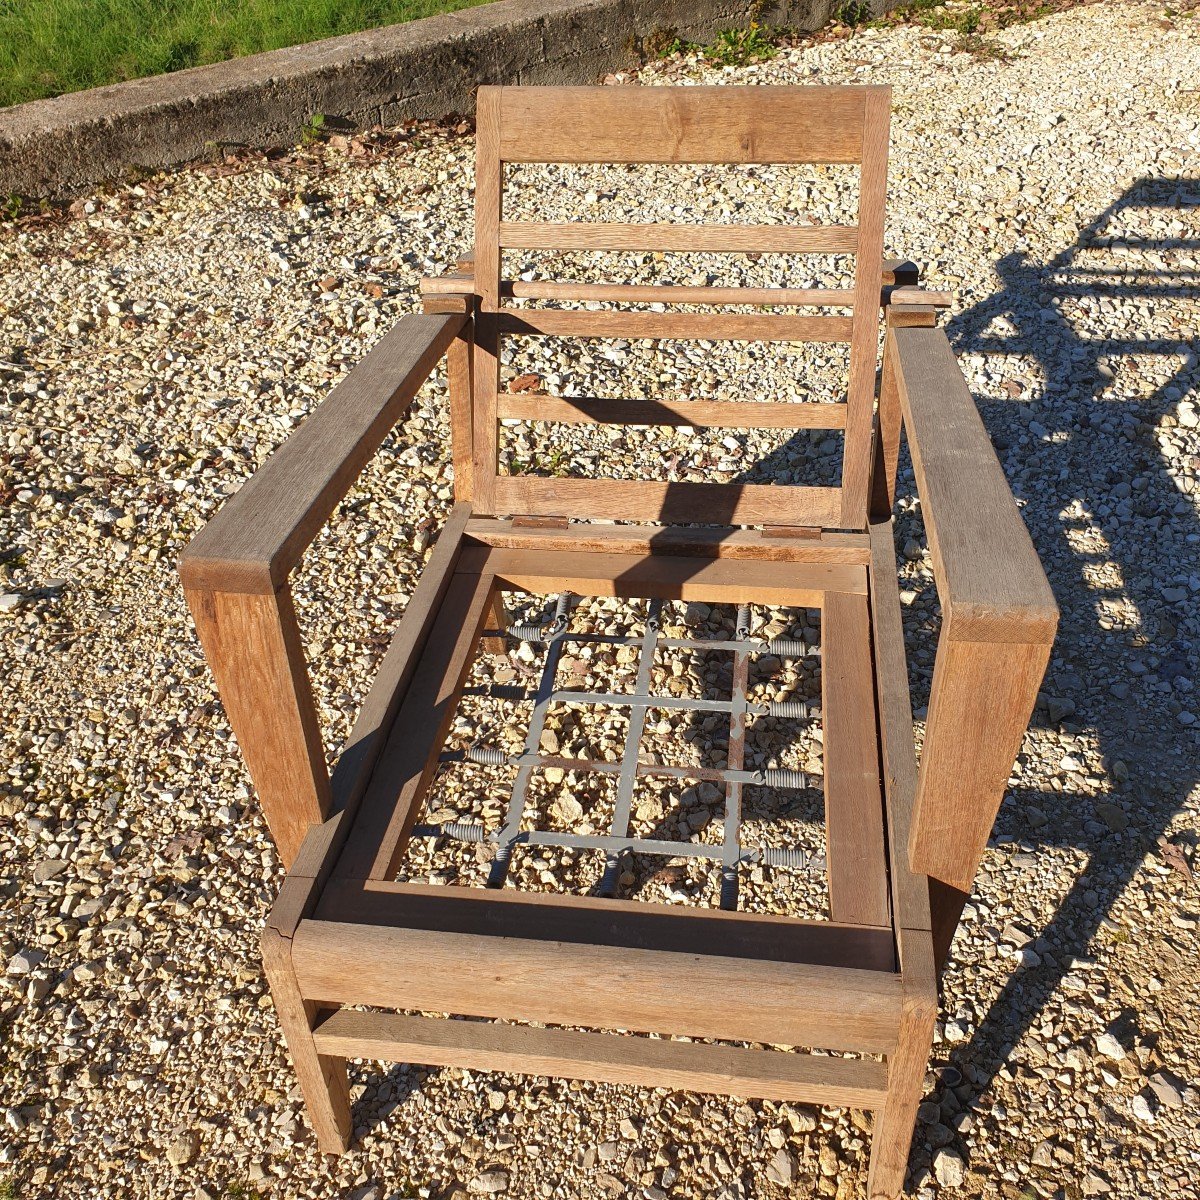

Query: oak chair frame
left=180, top=85, right=1058, bottom=1197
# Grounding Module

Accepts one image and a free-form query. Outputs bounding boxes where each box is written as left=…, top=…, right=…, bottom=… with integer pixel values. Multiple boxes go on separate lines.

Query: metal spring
left=467, top=743, right=509, bottom=766
left=751, top=768, right=809, bottom=789
left=736, top=604, right=753, bottom=642
left=599, top=853, right=623, bottom=895
left=766, top=638, right=812, bottom=658
left=440, top=821, right=489, bottom=844
left=507, top=621, right=548, bottom=643
left=546, top=592, right=573, bottom=635
left=766, top=701, right=812, bottom=719
left=764, top=846, right=815, bottom=869
left=719, top=865, right=739, bottom=909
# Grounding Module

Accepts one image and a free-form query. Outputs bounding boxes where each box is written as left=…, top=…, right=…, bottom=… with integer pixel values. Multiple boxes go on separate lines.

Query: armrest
left=178, top=310, right=467, bottom=867
left=893, top=325, right=1058, bottom=644
left=181, top=311, right=466, bottom=596
left=891, top=325, right=1058, bottom=899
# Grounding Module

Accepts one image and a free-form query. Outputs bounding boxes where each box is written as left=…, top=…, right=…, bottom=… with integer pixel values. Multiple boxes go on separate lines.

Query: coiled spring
left=466, top=743, right=509, bottom=766
left=507, top=592, right=573, bottom=643
left=765, top=638, right=812, bottom=658
left=766, top=700, right=812, bottom=719
left=764, top=846, right=815, bottom=869
left=736, top=604, right=753, bottom=642
left=440, top=820, right=489, bottom=844
left=507, top=621, right=547, bottom=642
left=751, top=768, right=809, bottom=789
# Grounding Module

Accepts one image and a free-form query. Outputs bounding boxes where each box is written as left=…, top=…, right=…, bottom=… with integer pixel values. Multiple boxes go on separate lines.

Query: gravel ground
left=3, top=2, right=1200, bottom=1197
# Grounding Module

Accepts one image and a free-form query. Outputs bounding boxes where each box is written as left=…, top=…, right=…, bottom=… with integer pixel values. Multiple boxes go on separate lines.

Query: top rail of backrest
left=490, top=84, right=882, bottom=165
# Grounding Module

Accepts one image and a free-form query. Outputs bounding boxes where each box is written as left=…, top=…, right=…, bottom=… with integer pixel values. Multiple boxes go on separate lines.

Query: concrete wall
left=0, top=0, right=847, bottom=202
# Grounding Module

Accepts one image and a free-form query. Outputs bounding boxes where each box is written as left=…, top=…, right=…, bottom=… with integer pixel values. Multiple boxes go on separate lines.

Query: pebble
left=932, top=1148, right=965, bottom=1188
left=467, top=1170, right=510, bottom=1194
left=763, top=1147, right=794, bottom=1186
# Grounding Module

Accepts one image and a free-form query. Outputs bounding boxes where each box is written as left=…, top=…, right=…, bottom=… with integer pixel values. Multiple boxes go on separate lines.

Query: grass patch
left=0, top=0, right=497, bottom=108
left=704, top=22, right=780, bottom=65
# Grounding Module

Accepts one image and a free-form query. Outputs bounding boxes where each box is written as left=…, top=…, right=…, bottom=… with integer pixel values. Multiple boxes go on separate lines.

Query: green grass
left=0, top=0, right=495, bottom=108
left=704, top=22, right=779, bottom=65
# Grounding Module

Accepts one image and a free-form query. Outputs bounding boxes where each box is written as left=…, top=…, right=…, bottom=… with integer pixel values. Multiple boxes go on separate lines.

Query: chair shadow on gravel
left=919, top=176, right=1200, bottom=1174
left=728, top=175, right=1198, bottom=1182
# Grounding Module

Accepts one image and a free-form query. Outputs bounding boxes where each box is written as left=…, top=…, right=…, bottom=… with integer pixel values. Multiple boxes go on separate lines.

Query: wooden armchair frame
left=180, top=85, right=1057, bottom=1197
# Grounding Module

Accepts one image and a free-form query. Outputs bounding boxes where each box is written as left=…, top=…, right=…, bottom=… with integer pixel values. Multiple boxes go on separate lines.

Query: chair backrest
left=469, top=84, right=891, bottom=531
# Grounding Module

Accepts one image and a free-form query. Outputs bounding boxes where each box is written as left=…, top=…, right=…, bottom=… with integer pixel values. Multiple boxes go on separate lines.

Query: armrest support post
left=186, top=582, right=329, bottom=866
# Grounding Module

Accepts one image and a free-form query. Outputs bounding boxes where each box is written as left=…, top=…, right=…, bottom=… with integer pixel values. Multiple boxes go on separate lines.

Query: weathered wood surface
left=492, top=84, right=880, bottom=163
left=315, top=879, right=897, bottom=972
left=292, top=920, right=905, bottom=1053
left=822, top=590, right=891, bottom=928
left=496, top=395, right=847, bottom=430
left=464, top=518, right=871, bottom=563
left=185, top=583, right=328, bottom=867
left=313, top=1010, right=889, bottom=1109
left=180, top=312, right=464, bottom=594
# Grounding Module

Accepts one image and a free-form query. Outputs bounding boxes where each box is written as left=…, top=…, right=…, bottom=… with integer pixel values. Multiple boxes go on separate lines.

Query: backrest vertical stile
left=840, top=87, right=890, bottom=529
left=472, top=87, right=503, bottom=516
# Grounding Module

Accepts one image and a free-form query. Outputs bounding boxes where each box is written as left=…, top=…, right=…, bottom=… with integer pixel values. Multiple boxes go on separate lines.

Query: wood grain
left=292, top=920, right=904, bottom=1053
left=185, top=583, right=328, bottom=867
left=908, top=636, right=1052, bottom=893
left=504, top=280, right=856, bottom=307
left=488, top=477, right=842, bottom=527
left=867, top=939, right=937, bottom=1198
left=497, top=394, right=847, bottom=429
left=840, top=85, right=891, bottom=529
left=313, top=1011, right=889, bottom=1109
left=468, top=546, right=866, bottom=605
left=867, top=520, right=932, bottom=943
left=495, top=309, right=852, bottom=342
left=261, top=926, right=351, bottom=1153
left=821, top=590, right=891, bottom=928
left=316, top=879, right=896, bottom=972
left=893, top=326, right=1059, bottom=643
left=333, top=568, right=499, bottom=881
left=493, top=84, right=875, bottom=163
left=464, top=518, right=871, bottom=563
left=498, top=221, right=858, bottom=253
left=179, top=313, right=464, bottom=594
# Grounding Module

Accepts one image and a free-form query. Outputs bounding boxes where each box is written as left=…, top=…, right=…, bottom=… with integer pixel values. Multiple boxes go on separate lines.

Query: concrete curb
left=0, top=0, right=846, bottom=202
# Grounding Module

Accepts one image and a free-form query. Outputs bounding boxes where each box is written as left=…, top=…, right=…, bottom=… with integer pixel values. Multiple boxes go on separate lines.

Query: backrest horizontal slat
left=499, top=222, right=858, bottom=253
left=506, top=281, right=857, bottom=307
left=495, top=310, right=853, bottom=342
left=498, top=396, right=848, bottom=430
left=496, top=85, right=874, bottom=163
left=491, top=478, right=844, bottom=526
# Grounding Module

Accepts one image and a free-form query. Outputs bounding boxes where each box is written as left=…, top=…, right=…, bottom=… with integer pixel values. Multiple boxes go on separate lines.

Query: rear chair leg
left=261, top=927, right=352, bottom=1153
left=867, top=996, right=937, bottom=1198
left=482, top=589, right=509, bottom=657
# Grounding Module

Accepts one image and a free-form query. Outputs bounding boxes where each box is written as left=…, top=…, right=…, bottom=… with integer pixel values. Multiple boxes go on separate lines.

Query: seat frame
left=179, top=86, right=1058, bottom=1198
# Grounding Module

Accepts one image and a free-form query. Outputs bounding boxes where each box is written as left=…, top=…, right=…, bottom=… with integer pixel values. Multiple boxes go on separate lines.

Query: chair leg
left=261, top=927, right=352, bottom=1154
left=867, top=1000, right=937, bottom=1198
left=482, top=590, right=509, bottom=656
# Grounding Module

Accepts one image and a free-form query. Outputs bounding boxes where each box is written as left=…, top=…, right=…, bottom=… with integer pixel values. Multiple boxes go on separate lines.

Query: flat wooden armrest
left=180, top=312, right=466, bottom=596
left=892, top=326, right=1058, bottom=897
left=893, top=326, right=1057, bottom=644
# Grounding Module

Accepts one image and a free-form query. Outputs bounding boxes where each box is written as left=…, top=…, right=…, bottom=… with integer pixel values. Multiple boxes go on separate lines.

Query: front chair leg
left=261, top=927, right=352, bottom=1153
left=867, top=998, right=937, bottom=1198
